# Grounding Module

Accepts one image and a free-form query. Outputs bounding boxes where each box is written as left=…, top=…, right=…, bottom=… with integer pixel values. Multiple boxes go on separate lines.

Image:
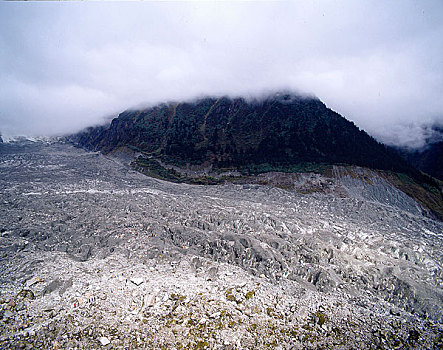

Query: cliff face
left=72, top=93, right=410, bottom=173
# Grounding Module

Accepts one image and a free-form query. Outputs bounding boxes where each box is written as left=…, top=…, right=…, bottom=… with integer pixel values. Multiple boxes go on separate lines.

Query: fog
left=1, top=1, right=442, bottom=148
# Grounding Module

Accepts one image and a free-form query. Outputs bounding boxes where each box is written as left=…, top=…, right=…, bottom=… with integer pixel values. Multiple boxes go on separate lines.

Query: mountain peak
left=266, top=90, right=318, bottom=103
left=72, top=92, right=400, bottom=171
left=70, top=93, right=443, bottom=219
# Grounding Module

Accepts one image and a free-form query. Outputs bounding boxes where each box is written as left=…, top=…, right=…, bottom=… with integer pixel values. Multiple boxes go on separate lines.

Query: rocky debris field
left=0, top=140, right=442, bottom=349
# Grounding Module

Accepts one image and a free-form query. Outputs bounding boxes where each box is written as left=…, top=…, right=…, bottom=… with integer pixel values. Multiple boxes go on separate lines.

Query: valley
left=0, top=140, right=441, bottom=349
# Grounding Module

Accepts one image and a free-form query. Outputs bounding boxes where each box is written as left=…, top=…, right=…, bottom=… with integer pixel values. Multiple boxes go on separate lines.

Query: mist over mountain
left=2, top=1, right=443, bottom=148
left=73, top=92, right=412, bottom=173
left=392, top=124, right=443, bottom=181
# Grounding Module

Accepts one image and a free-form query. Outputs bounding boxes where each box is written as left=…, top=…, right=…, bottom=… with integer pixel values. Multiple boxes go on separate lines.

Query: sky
left=1, top=1, right=442, bottom=148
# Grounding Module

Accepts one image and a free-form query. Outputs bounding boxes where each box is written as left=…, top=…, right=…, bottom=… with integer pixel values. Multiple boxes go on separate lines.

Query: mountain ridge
left=73, top=92, right=411, bottom=171
left=392, top=125, right=443, bottom=181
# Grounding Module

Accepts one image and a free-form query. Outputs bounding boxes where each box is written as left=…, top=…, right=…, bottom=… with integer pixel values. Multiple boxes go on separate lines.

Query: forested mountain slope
left=70, top=92, right=442, bottom=219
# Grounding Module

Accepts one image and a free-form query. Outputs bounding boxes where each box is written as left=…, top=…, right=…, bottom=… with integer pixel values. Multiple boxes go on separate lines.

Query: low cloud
left=1, top=1, right=442, bottom=148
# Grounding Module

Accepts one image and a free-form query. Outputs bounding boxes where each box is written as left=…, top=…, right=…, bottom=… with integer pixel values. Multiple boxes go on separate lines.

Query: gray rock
left=206, top=266, right=218, bottom=281
left=3, top=310, right=13, bottom=319
left=25, top=276, right=43, bottom=288
left=42, top=279, right=63, bottom=296
left=0, top=140, right=441, bottom=349
left=99, top=336, right=110, bottom=346
left=59, top=278, right=73, bottom=296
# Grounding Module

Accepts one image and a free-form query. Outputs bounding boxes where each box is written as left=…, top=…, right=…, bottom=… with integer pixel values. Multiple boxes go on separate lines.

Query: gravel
left=0, top=139, right=442, bottom=349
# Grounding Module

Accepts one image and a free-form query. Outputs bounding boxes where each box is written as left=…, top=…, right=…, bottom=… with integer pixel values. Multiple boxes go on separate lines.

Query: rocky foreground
left=0, top=140, right=442, bottom=349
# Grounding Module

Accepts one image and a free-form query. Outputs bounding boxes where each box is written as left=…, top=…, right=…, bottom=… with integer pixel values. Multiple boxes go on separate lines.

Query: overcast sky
left=1, top=1, right=442, bottom=147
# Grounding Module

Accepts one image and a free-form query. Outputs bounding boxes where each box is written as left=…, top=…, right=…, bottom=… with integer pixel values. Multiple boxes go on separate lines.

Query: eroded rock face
left=0, top=140, right=442, bottom=348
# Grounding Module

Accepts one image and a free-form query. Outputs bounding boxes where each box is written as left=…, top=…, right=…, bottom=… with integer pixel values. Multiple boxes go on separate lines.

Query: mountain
left=74, top=92, right=411, bottom=170
left=393, top=125, right=443, bottom=181
left=70, top=92, right=442, bottom=219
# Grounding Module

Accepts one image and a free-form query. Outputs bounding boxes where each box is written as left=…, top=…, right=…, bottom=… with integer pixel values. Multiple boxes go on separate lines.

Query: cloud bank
left=1, top=1, right=442, bottom=147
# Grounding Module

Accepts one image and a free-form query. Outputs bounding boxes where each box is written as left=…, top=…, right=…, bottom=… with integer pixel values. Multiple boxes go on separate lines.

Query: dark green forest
left=74, top=93, right=414, bottom=172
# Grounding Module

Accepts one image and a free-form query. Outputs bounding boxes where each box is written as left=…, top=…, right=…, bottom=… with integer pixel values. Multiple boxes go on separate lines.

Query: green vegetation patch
left=135, top=158, right=184, bottom=182
left=245, top=290, right=255, bottom=300
left=134, top=157, right=221, bottom=185
left=239, top=162, right=332, bottom=176
left=381, top=171, right=443, bottom=221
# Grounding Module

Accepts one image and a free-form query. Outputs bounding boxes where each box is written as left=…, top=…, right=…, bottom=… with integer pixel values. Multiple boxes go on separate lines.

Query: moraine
left=0, top=140, right=442, bottom=349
